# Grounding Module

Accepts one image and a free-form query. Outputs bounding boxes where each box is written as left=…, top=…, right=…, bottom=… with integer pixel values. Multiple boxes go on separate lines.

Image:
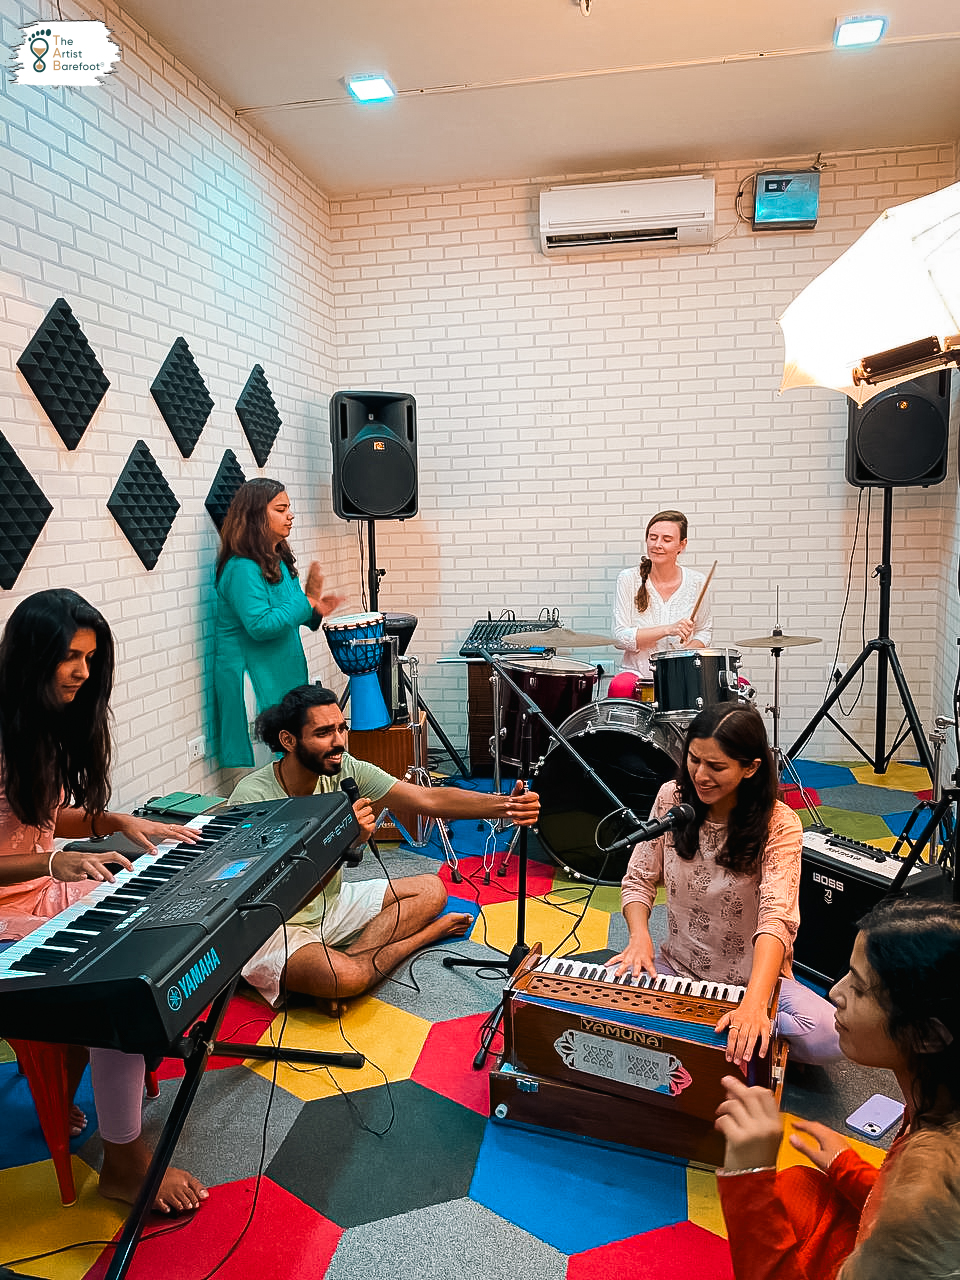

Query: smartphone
left=845, top=1094, right=904, bottom=1138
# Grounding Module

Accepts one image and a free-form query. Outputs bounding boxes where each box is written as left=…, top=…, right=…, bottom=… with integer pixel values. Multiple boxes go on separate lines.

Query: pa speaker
left=330, top=391, right=417, bottom=519
left=845, top=370, right=951, bottom=488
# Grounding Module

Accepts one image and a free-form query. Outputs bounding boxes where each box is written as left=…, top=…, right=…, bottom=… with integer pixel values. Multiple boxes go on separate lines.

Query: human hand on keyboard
left=49, top=846, right=134, bottom=883
left=110, top=813, right=202, bottom=852
left=716, top=997, right=771, bottom=1068
left=607, top=936, right=657, bottom=981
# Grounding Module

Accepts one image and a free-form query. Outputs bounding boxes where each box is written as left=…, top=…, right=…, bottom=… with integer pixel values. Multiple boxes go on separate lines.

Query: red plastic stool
left=8, top=1040, right=161, bottom=1206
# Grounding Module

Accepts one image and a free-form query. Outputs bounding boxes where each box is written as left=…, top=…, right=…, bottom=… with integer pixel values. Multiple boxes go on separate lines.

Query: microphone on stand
left=340, top=777, right=378, bottom=865
left=603, top=803, right=696, bottom=854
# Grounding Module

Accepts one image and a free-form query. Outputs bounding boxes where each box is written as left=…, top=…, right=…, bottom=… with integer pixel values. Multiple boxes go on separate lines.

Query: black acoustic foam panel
left=107, top=440, right=180, bottom=571
left=236, top=364, right=281, bottom=467
left=0, top=432, right=53, bottom=589
left=150, top=337, right=214, bottom=458
left=205, top=450, right=247, bottom=531
left=16, top=297, right=110, bottom=449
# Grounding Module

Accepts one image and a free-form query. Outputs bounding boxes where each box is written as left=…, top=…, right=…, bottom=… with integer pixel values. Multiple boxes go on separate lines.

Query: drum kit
left=493, top=624, right=823, bottom=885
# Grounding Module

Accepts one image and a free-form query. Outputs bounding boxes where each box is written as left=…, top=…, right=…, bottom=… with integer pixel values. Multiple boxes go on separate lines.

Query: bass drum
left=532, top=699, right=685, bottom=885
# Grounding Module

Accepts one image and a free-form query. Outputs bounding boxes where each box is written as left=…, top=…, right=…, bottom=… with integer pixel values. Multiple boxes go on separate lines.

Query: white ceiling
left=115, top=0, right=960, bottom=195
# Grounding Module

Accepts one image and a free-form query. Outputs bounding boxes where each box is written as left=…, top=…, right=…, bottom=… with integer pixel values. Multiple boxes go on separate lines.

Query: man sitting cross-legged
left=230, top=684, right=539, bottom=1014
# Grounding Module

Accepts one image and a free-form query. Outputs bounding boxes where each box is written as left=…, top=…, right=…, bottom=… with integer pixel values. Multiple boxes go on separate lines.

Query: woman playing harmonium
left=610, top=703, right=839, bottom=1067
left=610, top=509, right=712, bottom=700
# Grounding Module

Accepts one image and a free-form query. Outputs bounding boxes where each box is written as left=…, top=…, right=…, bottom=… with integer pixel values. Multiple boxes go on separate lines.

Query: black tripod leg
left=884, top=646, right=936, bottom=777
left=103, top=982, right=237, bottom=1280
left=788, top=644, right=875, bottom=761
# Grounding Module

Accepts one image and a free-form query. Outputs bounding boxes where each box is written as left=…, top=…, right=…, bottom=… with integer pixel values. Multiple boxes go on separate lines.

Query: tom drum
left=532, top=699, right=685, bottom=884
left=498, top=656, right=598, bottom=769
left=651, top=648, right=742, bottom=724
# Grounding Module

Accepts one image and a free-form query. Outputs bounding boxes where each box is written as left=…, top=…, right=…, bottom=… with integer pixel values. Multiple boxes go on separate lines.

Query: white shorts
left=240, top=877, right=388, bottom=1007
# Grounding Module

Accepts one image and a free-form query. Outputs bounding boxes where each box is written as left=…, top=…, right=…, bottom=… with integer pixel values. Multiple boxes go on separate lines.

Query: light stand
left=787, top=486, right=936, bottom=778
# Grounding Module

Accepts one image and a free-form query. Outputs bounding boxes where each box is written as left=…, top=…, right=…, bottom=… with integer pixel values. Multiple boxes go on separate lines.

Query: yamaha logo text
left=166, top=946, right=221, bottom=1011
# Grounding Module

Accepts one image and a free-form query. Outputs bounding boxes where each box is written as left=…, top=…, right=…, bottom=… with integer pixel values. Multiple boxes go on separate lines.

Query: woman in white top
left=612, top=509, right=713, bottom=683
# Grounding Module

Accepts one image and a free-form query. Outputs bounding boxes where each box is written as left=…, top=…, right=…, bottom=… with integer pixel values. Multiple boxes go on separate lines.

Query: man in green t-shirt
left=232, top=684, right=539, bottom=1014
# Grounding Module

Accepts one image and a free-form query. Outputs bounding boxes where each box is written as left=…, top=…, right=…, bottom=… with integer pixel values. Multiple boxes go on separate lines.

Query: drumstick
left=690, top=561, right=717, bottom=624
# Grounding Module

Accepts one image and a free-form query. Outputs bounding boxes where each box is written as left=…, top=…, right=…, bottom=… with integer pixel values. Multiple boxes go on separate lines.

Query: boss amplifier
left=794, top=828, right=946, bottom=987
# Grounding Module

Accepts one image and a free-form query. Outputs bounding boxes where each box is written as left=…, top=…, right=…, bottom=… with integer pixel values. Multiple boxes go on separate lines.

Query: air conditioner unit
left=539, top=175, right=715, bottom=255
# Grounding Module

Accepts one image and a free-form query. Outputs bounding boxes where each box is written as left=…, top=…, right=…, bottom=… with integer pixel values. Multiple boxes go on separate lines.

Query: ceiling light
left=345, top=75, right=395, bottom=103
left=833, top=16, right=887, bottom=48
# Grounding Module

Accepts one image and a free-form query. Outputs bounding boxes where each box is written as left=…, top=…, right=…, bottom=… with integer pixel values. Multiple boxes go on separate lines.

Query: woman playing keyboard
left=610, top=703, right=839, bottom=1067
left=0, top=589, right=207, bottom=1214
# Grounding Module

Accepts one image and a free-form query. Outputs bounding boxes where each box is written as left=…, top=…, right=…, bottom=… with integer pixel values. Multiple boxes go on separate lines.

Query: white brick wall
left=1, top=0, right=958, bottom=813
left=331, top=150, right=960, bottom=778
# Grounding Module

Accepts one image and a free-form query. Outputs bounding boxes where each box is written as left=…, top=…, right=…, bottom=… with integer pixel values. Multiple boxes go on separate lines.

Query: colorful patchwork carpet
left=0, top=760, right=936, bottom=1280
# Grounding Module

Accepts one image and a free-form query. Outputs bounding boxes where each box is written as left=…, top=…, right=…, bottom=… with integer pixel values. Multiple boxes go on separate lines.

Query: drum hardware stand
left=443, top=651, right=637, bottom=1067
left=763, top=628, right=825, bottom=828
left=103, top=976, right=363, bottom=1280
left=375, top=655, right=462, bottom=882
left=887, top=715, right=958, bottom=875
left=786, top=486, right=936, bottom=780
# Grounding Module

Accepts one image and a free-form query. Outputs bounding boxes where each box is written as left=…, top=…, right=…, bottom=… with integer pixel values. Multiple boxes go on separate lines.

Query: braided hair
left=635, top=509, right=688, bottom=612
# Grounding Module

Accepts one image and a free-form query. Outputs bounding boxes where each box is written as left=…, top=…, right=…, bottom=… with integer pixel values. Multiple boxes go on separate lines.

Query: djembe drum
left=323, top=612, right=391, bottom=730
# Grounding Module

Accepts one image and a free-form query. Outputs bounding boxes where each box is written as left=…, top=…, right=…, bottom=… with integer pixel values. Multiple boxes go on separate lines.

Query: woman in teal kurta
left=214, top=479, right=344, bottom=767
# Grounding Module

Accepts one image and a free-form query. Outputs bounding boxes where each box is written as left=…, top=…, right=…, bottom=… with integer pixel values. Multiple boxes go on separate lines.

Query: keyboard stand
left=104, top=976, right=364, bottom=1280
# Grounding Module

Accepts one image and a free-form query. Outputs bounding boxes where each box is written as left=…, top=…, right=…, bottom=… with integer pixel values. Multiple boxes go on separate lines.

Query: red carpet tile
left=568, top=1221, right=735, bottom=1279
left=439, top=854, right=558, bottom=904
left=84, top=1176, right=342, bottom=1280
left=411, top=1011, right=501, bottom=1113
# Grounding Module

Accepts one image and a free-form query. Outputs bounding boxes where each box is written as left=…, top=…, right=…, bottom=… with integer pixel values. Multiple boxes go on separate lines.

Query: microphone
left=606, top=804, right=696, bottom=853
left=339, top=777, right=375, bottom=865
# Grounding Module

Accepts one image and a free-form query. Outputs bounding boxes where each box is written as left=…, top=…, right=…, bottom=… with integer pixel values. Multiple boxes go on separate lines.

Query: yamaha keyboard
left=0, top=795, right=358, bottom=1055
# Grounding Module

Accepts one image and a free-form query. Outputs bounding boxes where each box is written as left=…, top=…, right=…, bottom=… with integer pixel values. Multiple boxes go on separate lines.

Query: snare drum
left=651, top=648, right=742, bottom=723
left=323, top=612, right=390, bottom=730
left=532, top=699, right=684, bottom=884
left=498, top=656, right=598, bottom=768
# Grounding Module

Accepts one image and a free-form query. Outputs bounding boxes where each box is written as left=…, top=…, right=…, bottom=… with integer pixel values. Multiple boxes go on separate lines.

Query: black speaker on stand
left=790, top=369, right=952, bottom=777
left=845, top=370, right=950, bottom=487
left=328, top=391, right=469, bottom=778
left=331, top=390, right=417, bottom=521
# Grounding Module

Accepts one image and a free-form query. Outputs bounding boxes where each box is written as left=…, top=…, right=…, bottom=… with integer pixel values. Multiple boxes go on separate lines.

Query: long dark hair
left=0, top=589, right=114, bottom=828
left=673, top=703, right=777, bottom=871
left=215, top=478, right=297, bottom=585
left=635, top=509, right=688, bottom=612
left=858, top=897, right=960, bottom=1127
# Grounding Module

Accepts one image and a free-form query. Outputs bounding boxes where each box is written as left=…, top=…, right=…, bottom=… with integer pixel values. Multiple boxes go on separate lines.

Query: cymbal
left=502, top=626, right=616, bottom=649
left=737, top=632, right=822, bottom=649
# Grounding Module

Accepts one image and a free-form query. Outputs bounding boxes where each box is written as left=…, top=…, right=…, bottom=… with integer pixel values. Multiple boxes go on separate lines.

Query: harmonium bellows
left=490, top=947, right=788, bottom=1167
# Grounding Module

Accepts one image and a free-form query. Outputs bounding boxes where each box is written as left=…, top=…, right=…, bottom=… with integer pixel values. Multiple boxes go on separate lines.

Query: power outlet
left=187, top=735, right=206, bottom=762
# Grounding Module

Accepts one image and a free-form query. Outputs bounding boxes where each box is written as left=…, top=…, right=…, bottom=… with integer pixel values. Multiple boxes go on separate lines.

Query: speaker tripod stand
left=787, top=485, right=936, bottom=779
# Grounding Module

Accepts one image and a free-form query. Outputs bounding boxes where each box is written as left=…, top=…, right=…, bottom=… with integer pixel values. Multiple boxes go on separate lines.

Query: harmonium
left=490, top=945, right=788, bottom=1167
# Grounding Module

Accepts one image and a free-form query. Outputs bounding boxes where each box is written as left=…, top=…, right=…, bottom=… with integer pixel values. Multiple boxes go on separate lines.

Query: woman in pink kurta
left=0, top=589, right=207, bottom=1214
left=611, top=703, right=839, bottom=1066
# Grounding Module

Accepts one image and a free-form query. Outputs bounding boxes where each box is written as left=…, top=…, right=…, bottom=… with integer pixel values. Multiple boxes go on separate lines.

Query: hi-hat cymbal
left=737, top=632, right=822, bottom=649
left=502, top=626, right=615, bottom=649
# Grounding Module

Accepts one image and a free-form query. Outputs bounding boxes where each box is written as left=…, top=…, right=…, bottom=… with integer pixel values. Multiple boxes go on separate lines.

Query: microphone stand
left=442, top=649, right=635, bottom=1069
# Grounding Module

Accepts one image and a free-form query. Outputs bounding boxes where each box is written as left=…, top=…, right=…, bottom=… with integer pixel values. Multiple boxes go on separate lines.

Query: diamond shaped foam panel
left=205, top=449, right=246, bottom=531
left=150, top=337, right=214, bottom=458
left=16, top=298, right=110, bottom=449
left=0, top=432, right=53, bottom=590
left=235, top=364, right=281, bottom=467
left=107, top=440, right=180, bottom=571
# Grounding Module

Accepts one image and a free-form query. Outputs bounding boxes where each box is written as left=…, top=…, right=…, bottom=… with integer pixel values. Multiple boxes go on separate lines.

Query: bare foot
left=99, top=1136, right=208, bottom=1214
left=423, top=911, right=474, bottom=943
left=316, top=997, right=349, bottom=1018
left=69, top=1104, right=87, bottom=1137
